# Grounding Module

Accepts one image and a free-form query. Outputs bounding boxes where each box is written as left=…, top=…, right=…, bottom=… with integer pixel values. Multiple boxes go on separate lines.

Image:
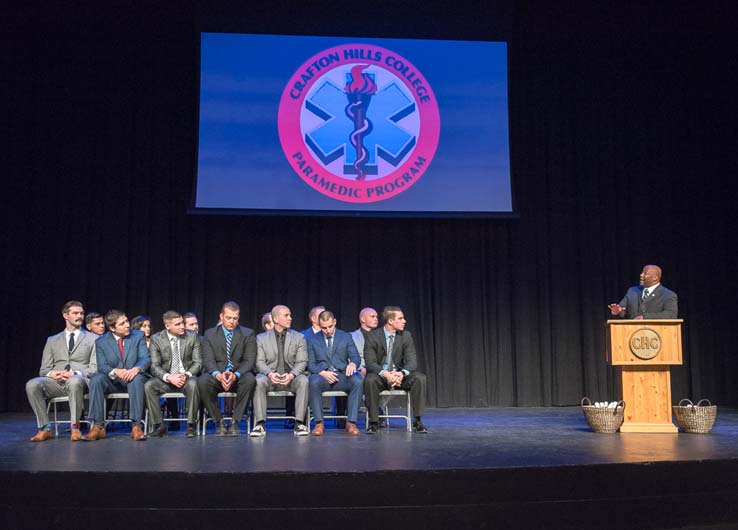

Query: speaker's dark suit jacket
left=618, top=284, right=678, bottom=319
left=201, top=325, right=256, bottom=376
left=364, top=327, right=418, bottom=375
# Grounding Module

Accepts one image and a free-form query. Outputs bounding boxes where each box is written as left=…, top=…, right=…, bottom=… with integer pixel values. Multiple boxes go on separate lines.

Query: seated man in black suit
left=197, top=301, right=257, bottom=436
left=363, top=306, right=428, bottom=434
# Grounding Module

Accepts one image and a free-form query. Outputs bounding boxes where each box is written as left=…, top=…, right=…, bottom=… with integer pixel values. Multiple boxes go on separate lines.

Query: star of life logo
left=278, top=44, right=440, bottom=203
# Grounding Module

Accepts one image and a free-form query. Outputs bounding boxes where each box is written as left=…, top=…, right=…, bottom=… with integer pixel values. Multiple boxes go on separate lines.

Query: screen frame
left=190, top=31, right=518, bottom=219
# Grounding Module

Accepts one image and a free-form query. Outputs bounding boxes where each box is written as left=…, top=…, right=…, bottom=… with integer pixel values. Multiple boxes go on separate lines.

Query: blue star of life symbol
left=303, top=79, right=417, bottom=177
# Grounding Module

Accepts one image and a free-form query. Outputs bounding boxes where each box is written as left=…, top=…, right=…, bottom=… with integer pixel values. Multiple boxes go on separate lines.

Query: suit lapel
left=230, top=327, right=242, bottom=354
left=56, top=333, right=69, bottom=358
left=284, top=331, right=293, bottom=364
left=378, top=332, right=387, bottom=364
left=108, top=334, right=123, bottom=368
left=123, top=335, right=132, bottom=367
left=160, top=334, right=172, bottom=369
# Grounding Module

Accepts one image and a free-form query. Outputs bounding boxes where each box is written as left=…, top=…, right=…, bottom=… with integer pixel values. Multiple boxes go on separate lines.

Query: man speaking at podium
left=608, top=264, right=678, bottom=319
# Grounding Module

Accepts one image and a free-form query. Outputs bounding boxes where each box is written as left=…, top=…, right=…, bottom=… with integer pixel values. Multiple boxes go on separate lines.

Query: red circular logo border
left=278, top=43, right=440, bottom=203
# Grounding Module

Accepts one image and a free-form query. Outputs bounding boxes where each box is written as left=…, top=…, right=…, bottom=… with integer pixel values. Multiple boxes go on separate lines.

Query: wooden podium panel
left=619, top=366, right=676, bottom=432
left=607, top=319, right=683, bottom=365
left=606, top=319, right=683, bottom=433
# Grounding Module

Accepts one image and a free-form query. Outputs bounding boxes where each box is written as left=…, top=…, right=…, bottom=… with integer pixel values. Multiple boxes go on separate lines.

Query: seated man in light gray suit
left=350, top=307, right=379, bottom=377
left=26, top=300, right=98, bottom=441
left=251, top=305, right=309, bottom=437
left=608, top=264, right=678, bottom=319
left=145, top=310, right=202, bottom=438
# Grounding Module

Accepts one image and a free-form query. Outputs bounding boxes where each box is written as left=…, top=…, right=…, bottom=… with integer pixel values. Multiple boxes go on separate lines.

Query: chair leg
left=406, top=394, right=412, bottom=432
left=53, top=401, right=59, bottom=437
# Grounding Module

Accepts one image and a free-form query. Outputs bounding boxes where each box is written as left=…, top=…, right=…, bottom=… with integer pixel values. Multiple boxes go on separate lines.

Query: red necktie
left=117, top=337, right=125, bottom=365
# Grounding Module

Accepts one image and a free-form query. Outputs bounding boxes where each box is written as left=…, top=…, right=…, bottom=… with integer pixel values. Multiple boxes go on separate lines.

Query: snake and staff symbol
left=344, top=65, right=377, bottom=180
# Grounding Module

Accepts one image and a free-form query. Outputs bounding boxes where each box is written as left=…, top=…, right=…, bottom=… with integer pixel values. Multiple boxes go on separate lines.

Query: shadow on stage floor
left=2, top=407, right=738, bottom=529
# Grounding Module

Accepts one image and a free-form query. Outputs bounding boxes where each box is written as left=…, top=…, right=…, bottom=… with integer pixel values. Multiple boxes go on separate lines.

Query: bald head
left=640, top=264, right=662, bottom=287
left=359, top=307, right=379, bottom=332
left=271, top=305, right=292, bottom=332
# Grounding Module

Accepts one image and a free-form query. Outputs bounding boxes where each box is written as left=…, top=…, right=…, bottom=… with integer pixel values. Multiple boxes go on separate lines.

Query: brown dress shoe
left=346, top=421, right=360, bottom=436
left=70, top=429, right=83, bottom=441
left=83, top=425, right=106, bottom=441
left=30, top=429, right=53, bottom=442
left=311, top=422, right=324, bottom=436
left=131, top=424, right=147, bottom=441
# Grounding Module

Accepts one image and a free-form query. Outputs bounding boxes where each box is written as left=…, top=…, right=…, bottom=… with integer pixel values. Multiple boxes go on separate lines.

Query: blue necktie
left=387, top=334, right=395, bottom=371
left=327, top=335, right=335, bottom=371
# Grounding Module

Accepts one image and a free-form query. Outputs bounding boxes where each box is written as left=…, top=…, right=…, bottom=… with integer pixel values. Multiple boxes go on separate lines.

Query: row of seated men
left=26, top=300, right=429, bottom=442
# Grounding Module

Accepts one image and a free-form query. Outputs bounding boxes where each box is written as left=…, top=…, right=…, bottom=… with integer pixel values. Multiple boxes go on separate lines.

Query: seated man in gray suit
left=26, top=300, right=98, bottom=441
left=308, top=310, right=363, bottom=436
left=350, top=307, right=379, bottom=376
left=251, top=305, right=310, bottom=437
left=364, top=306, right=429, bottom=434
left=197, top=301, right=257, bottom=436
left=608, top=264, right=678, bottom=319
left=84, top=309, right=150, bottom=441
left=145, top=310, right=202, bottom=438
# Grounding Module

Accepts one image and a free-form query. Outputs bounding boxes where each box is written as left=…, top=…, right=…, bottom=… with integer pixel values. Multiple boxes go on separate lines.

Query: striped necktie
left=387, top=334, right=395, bottom=371
left=225, top=330, right=233, bottom=371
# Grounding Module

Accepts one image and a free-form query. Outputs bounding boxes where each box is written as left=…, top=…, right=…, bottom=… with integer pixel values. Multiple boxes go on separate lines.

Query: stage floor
left=3, top=407, right=738, bottom=529
left=2, top=406, right=738, bottom=473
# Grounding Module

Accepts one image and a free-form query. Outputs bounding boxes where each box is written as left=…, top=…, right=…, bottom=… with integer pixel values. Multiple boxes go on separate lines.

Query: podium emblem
left=629, top=328, right=662, bottom=360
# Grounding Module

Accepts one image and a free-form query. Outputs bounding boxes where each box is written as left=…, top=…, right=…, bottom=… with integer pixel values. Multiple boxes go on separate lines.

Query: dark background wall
left=3, top=1, right=737, bottom=412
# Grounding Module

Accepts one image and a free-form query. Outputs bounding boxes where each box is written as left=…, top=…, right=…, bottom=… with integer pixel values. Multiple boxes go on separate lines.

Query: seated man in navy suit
left=83, top=309, right=150, bottom=441
left=307, top=310, right=363, bottom=436
left=608, top=264, right=678, bottom=319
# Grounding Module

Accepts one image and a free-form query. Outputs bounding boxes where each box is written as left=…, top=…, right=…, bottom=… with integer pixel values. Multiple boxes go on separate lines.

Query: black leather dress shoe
left=215, top=420, right=228, bottom=437
left=412, top=420, right=429, bottom=434
left=150, top=424, right=167, bottom=437
left=366, top=422, right=379, bottom=434
left=227, top=422, right=241, bottom=436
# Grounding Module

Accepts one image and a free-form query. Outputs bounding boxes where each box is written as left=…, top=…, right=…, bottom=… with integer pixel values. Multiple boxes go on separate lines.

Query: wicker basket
left=581, top=397, right=625, bottom=433
left=673, top=399, right=717, bottom=434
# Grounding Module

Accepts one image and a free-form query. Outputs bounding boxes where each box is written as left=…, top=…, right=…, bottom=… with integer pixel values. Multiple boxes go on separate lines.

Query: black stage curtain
left=3, top=3, right=737, bottom=411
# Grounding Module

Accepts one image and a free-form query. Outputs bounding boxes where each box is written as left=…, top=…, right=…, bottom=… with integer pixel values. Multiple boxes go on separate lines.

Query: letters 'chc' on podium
left=606, top=319, right=684, bottom=433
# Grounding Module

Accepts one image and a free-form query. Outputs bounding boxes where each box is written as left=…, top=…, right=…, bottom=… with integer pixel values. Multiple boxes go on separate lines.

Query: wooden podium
left=606, top=319, right=683, bottom=433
